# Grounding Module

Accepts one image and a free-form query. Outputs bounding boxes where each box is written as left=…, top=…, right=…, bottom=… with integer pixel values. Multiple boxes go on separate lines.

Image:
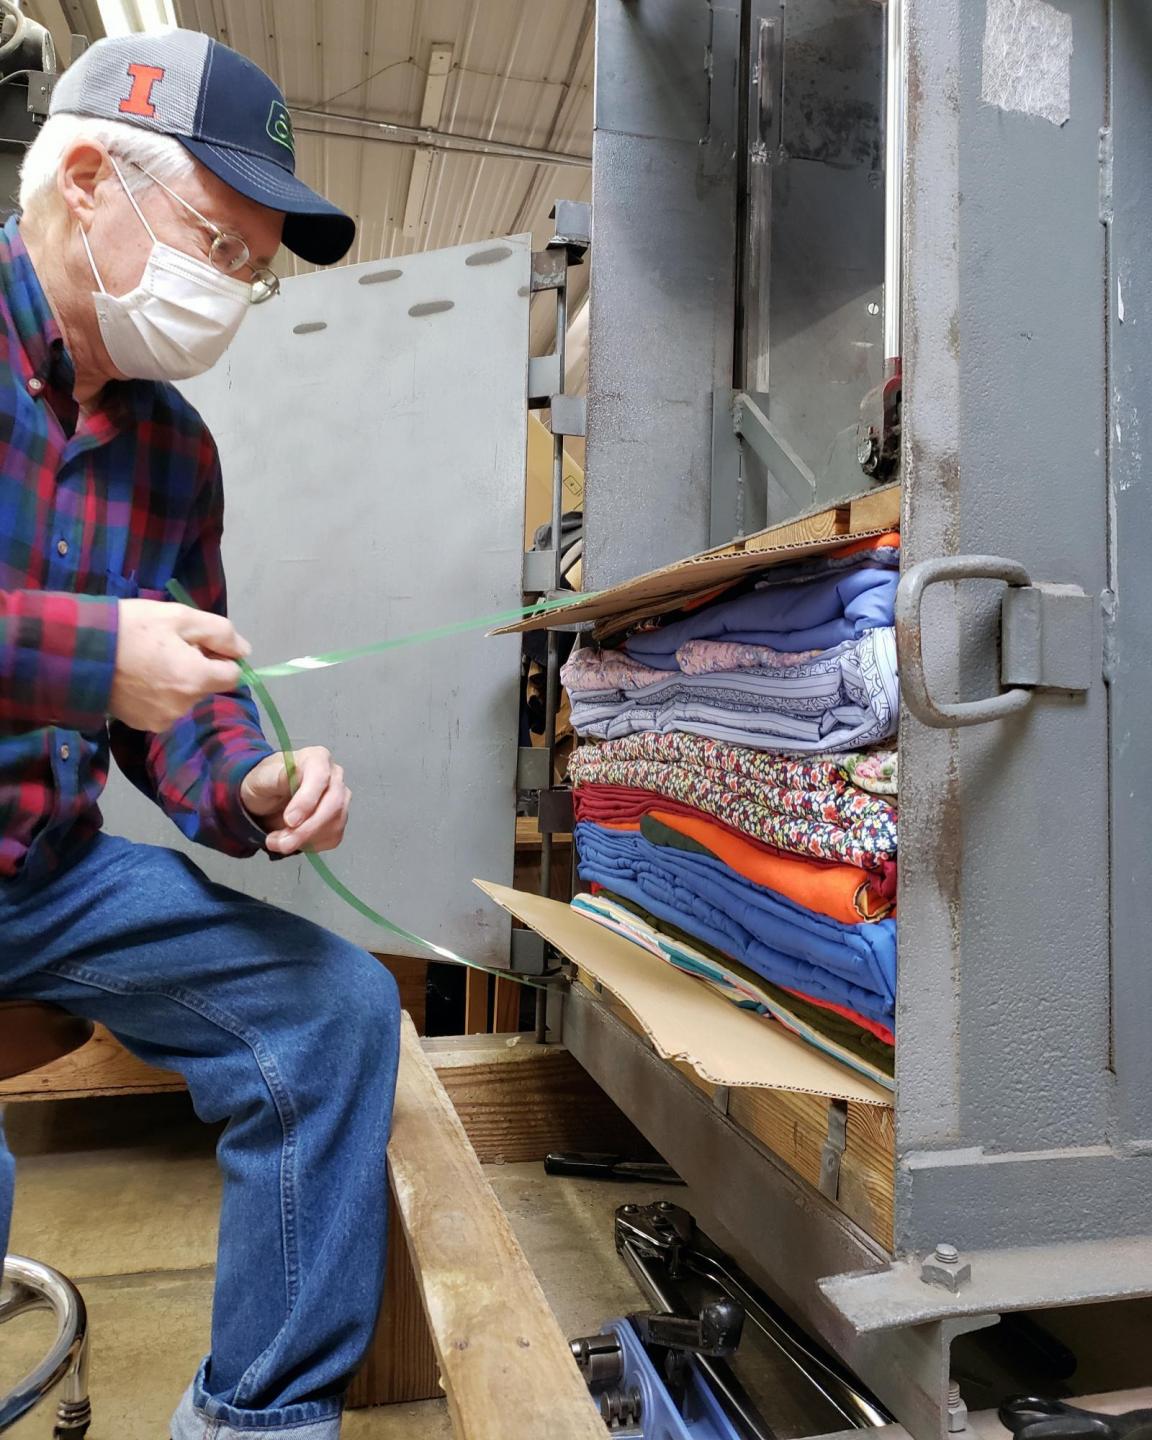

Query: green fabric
left=640, top=813, right=716, bottom=859
left=601, top=889, right=895, bottom=1077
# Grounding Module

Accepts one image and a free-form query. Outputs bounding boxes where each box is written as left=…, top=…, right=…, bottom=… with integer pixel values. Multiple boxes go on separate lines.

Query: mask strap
left=107, top=154, right=160, bottom=247
left=79, top=224, right=108, bottom=294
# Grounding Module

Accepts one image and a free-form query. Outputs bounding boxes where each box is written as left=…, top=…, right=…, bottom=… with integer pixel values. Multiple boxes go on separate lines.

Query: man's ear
left=57, top=140, right=114, bottom=225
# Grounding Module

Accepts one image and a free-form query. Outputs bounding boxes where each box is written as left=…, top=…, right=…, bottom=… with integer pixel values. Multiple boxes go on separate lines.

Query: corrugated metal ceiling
left=23, top=0, right=593, bottom=374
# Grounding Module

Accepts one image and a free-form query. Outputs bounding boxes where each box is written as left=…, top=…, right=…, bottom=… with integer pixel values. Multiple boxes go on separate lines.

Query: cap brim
left=180, top=137, right=355, bottom=265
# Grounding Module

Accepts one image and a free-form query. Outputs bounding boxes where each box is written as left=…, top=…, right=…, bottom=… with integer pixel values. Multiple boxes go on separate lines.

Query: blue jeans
left=0, top=833, right=401, bottom=1439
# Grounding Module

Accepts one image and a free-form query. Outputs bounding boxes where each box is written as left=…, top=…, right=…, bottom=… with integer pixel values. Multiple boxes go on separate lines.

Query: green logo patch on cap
left=266, top=101, right=295, bottom=156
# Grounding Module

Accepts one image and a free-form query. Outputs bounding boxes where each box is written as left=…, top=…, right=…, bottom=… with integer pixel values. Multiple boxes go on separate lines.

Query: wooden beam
left=426, top=1033, right=652, bottom=1164
left=388, top=1014, right=605, bottom=1440
left=492, top=977, right=522, bottom=1033
left=463, top=970, right=490, bottom=1034
left=348, top=1190, right=442, bottom=1409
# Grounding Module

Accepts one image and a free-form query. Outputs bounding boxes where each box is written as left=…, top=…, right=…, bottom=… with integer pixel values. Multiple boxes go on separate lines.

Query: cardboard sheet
left=492, top=484, right=900, bottom=638
left=476, top=882, right=891, bottom=1106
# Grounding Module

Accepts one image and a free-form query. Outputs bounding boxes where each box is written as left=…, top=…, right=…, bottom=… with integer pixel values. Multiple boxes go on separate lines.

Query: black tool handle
left=1001, top=1397, right=1152, bottom=1440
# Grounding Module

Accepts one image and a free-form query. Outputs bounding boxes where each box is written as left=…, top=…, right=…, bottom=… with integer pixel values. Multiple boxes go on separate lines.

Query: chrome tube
left=0, top=1256, right=89, bottom=1430
left=292, top=108, right=592, bottom=169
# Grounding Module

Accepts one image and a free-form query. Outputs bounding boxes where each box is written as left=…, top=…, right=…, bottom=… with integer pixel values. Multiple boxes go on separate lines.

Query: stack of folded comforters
left=561, top=533, right=900, bottom=1090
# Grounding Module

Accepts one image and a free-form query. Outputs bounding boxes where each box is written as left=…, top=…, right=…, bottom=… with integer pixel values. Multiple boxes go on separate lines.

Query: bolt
left=621, top=1204, right=638, bottom=1215
left=935, top=1243, right=960, bottom=1265
left=947, top=1379, right=968, bottom=1433
left=658, top=1200, right=674, bottom=1211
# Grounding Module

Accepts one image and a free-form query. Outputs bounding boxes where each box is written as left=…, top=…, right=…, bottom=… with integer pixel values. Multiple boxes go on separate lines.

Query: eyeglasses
left=120, top=158, right=281, bottom=304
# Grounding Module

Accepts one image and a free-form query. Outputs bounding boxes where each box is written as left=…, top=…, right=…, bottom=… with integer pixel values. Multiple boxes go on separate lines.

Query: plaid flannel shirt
left=0, top=215, right=273, bottom=881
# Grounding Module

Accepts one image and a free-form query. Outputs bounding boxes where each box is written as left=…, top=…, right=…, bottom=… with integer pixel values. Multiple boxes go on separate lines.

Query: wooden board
left=581, top=979, right=895, bottom=1248
left=426, top=1032, right=652, bottom=1164
left=348, top=1188, right=442, bottom=1408
left=388, top=1014, right=606, bottom=1440
left=0, top=956, right=428, bottom=1102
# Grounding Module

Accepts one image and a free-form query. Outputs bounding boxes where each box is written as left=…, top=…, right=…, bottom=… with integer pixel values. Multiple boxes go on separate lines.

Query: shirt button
left=56, top=538, right=69, bottom=556
left=60, top=743, right=70, bottom=760
left=27, top=376, right=43, bottom=395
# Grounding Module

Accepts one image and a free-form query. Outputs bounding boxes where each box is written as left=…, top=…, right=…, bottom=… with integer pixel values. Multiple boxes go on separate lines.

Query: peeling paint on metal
left=982, top=0, right=1072, bottom=127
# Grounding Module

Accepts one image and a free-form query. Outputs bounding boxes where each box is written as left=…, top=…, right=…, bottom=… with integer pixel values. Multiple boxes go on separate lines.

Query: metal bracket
left=550, top=394, right=587, bottom=439
left=896, top=556, right=1096, bottom=730
left=531, top=248, right=568, bottom=292
left=549, top=199, right=592, bottom=260
left=510, top=929, right=548, bottom=976
left=25, top=71, right=55, bottom=118
left=819, top=1100, right=849, bottom=1200
left=516, top=746, right=551, bottom=793
left=522, top=549, right=557, bottom=594
left=528, top=353, right=562, bottom=409
left=1001, top=583, right=1097, bottom=691
left=732, top=392, right=817, bottom=513
left=538, top=787, right=574, bottom=836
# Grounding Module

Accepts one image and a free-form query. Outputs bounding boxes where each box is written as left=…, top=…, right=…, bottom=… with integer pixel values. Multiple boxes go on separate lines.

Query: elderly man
left=0, top=29, right=400, bottom=1440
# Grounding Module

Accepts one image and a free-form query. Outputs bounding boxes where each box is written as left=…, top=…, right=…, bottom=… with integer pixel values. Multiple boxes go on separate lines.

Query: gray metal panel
left=101, top=239, right=531, bottom=965
left=1107, top=2, right=1152, bottom=1146
left=583, top=0, right=740, bottom=589
left=898, top=0, right=1114, bottom=1247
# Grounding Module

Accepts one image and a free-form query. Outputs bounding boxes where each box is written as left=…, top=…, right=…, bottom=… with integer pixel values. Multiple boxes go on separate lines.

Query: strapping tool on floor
left=544, top=1153, right=684, bottom=1185
left=570, top=1201, right=889, bottom=1438
left=1000, top=1398, right=1152, bottom=1440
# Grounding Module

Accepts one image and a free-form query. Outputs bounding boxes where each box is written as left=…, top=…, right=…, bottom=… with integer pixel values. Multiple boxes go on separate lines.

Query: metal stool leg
left=0, top=1256, right=91, bottom=1437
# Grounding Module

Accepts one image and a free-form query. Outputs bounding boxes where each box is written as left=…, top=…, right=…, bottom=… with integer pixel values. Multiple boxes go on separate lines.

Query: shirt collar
left=0, top=214, right=67, bottom=382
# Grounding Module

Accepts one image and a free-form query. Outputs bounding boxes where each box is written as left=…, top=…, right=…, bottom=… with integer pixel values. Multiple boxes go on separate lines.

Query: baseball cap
left=49, top=29, right=355, bottom=265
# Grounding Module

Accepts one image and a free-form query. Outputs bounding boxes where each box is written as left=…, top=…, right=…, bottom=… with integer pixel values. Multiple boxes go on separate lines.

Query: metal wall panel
left=898, top=0, right=1114, bottom=1246
left=100, top=238, right=532, bottom=965
left=583, top=0, right=740, bottom=590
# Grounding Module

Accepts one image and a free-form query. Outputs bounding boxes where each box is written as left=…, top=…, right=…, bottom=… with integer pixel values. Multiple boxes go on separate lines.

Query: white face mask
left=80, top=158, right=253, bottom=383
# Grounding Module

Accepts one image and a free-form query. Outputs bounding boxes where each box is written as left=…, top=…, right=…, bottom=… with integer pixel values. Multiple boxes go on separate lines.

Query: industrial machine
left=0, top=0, right=62, bottom=216
left=88, top=1, right=1152, bottom=1437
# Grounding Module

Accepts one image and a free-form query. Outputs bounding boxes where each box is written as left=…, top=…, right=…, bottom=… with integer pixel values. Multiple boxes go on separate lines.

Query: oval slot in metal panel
left=465, top=245, right=513, bottom=267
left=292, top=321, right=327, bottom=335
left=359, top=268, right=404, bottom=285
left=408, top=300, right=455, bottom=318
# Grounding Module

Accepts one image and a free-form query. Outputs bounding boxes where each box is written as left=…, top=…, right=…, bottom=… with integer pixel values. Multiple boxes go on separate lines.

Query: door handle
left=897, top=556, right=1097, bottom=729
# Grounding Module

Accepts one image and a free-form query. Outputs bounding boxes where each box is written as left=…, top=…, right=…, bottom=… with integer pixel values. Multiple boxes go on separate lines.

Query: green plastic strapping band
left=167, top=579, right=562, bottom=991
left=252, top=592, right=591, bottom=680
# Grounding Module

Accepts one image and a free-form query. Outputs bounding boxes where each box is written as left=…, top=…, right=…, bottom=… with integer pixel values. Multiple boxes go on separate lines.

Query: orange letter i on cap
left=119, top=63, right=166, bottom=118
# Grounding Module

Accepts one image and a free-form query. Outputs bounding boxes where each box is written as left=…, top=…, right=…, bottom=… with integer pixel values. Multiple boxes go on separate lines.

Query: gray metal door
left=101, top=237, right=533, bottom=966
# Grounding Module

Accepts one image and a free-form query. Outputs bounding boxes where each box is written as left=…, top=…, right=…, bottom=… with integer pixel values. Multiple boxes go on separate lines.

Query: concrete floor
left=0, top=1092, right=668, bottom=1439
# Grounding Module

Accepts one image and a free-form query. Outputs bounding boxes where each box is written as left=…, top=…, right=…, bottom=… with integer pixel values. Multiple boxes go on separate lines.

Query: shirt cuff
left=217, top=748, right=275, bottom=855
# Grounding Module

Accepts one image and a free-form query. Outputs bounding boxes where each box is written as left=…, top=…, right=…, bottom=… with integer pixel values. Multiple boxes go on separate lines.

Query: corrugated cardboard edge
left=491, top=484, right=900, bottom=638
left=476, top=881, right=891, bottom=1107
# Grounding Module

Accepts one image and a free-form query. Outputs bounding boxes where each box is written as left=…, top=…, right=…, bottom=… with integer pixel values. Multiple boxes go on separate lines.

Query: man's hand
left=110, top=598, right=251, bottom=732
left=240, top=747, right=350, bottom=856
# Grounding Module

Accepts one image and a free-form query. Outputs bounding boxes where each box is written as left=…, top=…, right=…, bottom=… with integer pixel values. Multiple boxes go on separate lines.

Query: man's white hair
left=18, top=114, right=196, bottom=219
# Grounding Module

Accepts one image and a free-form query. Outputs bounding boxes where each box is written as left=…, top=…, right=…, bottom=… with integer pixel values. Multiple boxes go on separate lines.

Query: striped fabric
left=0, top=215, right=272, bottom=880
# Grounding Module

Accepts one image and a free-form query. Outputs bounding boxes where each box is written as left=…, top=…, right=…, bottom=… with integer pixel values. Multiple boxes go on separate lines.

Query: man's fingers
left=270, top=773, right=349, bottom=854
left=283, top=750, right=331, bottom=827
left=197, top=656, right=244, bottom=694
left=175, top=609, right=252, bottom=660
